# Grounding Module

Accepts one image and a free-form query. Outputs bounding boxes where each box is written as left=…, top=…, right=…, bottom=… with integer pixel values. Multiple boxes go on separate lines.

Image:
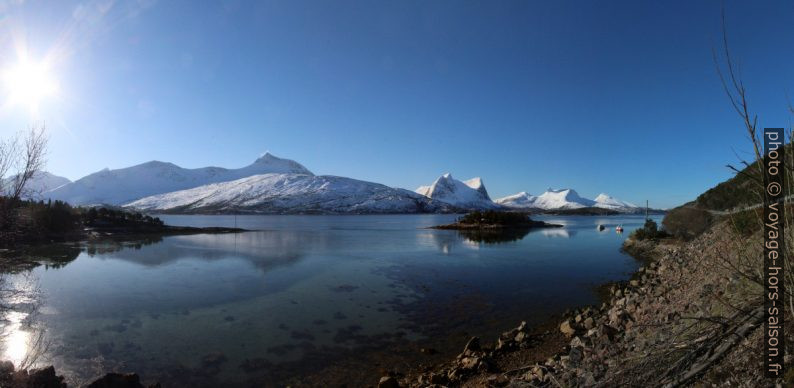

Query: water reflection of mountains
left=80, top=231, right=322, bottom=271
left=424, top=226, right=578, bottom=254
left=459, top=226, right=576, bottom=244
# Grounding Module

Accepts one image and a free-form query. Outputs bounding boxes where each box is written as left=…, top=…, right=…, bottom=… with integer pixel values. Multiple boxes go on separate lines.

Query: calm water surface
left=0, top=214, right=660, bottom=386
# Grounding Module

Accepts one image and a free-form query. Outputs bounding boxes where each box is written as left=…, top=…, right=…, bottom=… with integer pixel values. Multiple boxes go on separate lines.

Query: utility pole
left=645, top=200, right=649, bottom=220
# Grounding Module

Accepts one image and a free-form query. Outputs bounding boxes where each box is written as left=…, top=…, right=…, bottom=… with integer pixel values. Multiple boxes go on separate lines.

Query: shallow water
left=0, top=214, right=659, bottom=386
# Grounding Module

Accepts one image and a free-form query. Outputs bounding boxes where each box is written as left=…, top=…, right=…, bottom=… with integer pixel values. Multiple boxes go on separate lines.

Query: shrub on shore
left=630, top=218, right=668, bottom=241
left=661, top=206, right=713, bottom=240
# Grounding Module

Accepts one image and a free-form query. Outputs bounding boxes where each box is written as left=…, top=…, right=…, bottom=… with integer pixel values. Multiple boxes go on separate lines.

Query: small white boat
left=615, top=225, right=624, bottom=233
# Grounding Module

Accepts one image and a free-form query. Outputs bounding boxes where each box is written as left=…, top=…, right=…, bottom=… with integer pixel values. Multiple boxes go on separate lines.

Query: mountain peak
left=593, top=193, right=637, bottom=210
left=249, top=152, right=313, bottom=175
left=595, top=193, right=612, bottom=201
left=415, top=173, right=497, bottom=209
left=254, top=152, right=276, bottom=163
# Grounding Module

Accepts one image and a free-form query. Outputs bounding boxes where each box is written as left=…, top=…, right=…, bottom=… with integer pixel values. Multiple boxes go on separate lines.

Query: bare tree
left=9, top=125, right=48, bottom=201
left=0, top=134, right=18, bottom=196
left=0, top=125, right=48, bottom=239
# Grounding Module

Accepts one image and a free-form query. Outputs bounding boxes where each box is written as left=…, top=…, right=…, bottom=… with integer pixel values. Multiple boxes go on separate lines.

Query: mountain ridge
left=44, top=152, right=313, bottom=206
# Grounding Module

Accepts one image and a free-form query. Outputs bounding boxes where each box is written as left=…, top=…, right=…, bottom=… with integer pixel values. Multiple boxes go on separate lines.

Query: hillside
left=663, top=152, right=770, bottom=239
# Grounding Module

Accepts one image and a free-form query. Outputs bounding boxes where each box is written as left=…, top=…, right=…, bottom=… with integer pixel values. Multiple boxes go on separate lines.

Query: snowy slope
left=45, top=153, right=312, bottom=206
left=495, top=188, right=593, bottom=209
left=3, top=171, right=71, bottom=198
left=415, top=173, right=499, bottom=210
left=593, top=193, right=638, bottom=211
left=494, top=191, right=537, bottom=208
left=126, top=173, right=455, bottom=214
left=530, top=189, right=595, bottom=209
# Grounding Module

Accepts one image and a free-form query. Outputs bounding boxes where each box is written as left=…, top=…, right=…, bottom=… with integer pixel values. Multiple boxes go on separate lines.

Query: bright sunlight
left=2, top=56, right=58, bottom=115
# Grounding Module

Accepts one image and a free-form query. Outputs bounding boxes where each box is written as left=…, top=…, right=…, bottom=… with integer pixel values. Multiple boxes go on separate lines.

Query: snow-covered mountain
left=530, top=188, right=595, bottom=209
left=3, top=171, right=71, bottom=198
left=125, top=173, right=455, bottom=214
left=415, top=173, right=499, bottom=210
left=493, top=191, right=537, bottom=208
left=593, top=193, right=638, bottom=211
left=45, top=153, right=312, bottom=206
left=496, top=189, right=638, bottom=212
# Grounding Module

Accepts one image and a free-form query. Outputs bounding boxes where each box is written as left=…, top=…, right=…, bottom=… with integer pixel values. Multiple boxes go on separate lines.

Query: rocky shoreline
left=385, top=220, right=789, bottom=387
left=0, top=362, right=159, bottom=388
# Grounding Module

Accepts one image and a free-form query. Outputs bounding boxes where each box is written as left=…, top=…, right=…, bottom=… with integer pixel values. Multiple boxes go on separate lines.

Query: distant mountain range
left=494, top=189, right=640, bottom=212
left=23, top=153, right=650, bottom=214
left=3, top=171, right=71, bottom=198
left=45, top=153, right=312, bottom=206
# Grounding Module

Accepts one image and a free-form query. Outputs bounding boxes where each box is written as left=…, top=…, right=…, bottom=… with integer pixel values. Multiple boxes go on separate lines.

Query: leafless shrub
left=0, top=124, right=49, bottom=240
left=0, top=124, right=49, bottom=200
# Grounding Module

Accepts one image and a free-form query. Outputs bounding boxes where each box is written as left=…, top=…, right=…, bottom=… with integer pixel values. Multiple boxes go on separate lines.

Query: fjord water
left=1, top=214, right=659, bottom=386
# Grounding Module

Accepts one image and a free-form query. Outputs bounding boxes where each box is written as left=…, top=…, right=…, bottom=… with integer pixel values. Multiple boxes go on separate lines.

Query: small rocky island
left=431, top=211, right=563, bottom=230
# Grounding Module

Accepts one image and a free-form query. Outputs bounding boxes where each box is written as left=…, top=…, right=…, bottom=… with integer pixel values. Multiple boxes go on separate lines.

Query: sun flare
left=2, top=57, right=58, bottom=114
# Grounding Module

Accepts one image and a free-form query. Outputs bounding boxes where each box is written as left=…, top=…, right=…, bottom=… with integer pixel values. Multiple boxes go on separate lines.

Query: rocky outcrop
left=87, top=373, right=160, bottom=388
left=0, top=363, right=159, bottom=388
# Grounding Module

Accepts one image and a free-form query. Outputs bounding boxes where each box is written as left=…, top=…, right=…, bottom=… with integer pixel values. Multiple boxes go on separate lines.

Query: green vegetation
left=630, top=218, right=668, bottom=241
left=688, top=145, right=794, bottom=212
left=662, top=207, right=713, bottom=240
left=661, top=146, right=791, bottom=240
left=0, top=199, right=165, bottom=246
left=727, top=208, right=761, bottom=237
left=83, top=207, right=164, bottom=228
left=692, top=160, right=762, bottom=211
left=458, top=211, right=533, bottom=226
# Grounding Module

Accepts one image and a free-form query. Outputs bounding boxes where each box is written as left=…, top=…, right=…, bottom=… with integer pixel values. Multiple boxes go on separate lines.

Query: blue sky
left=0, top=0, right=793, bottom=208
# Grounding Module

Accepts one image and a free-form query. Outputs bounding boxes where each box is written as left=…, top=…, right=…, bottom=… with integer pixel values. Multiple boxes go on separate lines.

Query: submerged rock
left=378, top=375, right=400, bottom=388
left=87, top=372, right=159, bottom=388
left=25, top=366, right=66, bottom=388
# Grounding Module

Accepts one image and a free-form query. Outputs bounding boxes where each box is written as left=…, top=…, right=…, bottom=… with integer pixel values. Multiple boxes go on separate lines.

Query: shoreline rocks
left=0, top=363, right=159, bottom=388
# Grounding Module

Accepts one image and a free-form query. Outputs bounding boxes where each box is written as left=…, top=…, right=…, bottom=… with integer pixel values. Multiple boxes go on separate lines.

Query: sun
left=2, top=56, right=58, bottom=115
